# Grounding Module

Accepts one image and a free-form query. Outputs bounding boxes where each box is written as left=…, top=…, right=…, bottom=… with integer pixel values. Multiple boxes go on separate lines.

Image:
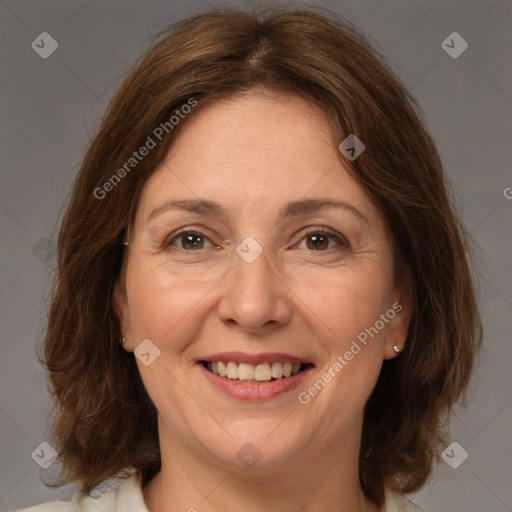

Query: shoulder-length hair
left=40, top=5, right=481, bottom=505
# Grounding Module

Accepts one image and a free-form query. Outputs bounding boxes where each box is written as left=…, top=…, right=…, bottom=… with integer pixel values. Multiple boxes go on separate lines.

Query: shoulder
left=383, top=488, right=423, bottom=512
left=11, top=471, right=149, bottom=512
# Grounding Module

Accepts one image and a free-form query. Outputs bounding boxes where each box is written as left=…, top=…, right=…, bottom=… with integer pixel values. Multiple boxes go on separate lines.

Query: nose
left=217, top=245, right=292, bottom=335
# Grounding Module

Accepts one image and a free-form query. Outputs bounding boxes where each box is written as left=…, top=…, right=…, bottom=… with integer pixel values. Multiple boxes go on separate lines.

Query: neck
left=143, top=420, right=379, bottom=512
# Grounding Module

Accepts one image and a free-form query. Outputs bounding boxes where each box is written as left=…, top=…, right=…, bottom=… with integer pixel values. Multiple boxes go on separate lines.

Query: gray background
left=0, top=0, right=511, bottom=510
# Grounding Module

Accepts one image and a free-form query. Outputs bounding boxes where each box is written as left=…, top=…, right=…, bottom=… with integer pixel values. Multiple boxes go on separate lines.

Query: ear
left=112, top=276, right=131, bottom=351
left=383, top=269, right=413, bottom=360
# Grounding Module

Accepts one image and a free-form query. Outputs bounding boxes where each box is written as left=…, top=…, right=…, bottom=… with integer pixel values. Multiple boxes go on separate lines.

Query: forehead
left=136, top=92, right=379, bottom=225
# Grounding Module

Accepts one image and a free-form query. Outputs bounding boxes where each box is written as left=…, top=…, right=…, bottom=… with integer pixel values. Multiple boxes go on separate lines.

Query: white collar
left=78, top=472, right=421, bottom=512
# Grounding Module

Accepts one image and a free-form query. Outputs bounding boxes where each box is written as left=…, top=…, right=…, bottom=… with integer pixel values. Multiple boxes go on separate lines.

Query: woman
left=18, top=5, right=481, bottom=512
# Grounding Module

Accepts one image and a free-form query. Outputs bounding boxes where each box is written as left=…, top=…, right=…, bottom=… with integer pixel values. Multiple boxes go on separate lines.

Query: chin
left=194, top=418, right=309, bottom=471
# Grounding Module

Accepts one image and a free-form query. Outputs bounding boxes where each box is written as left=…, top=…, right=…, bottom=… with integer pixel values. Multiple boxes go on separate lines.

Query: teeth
left=238, top=363, right=254, bottom=380
left=206, top=360, right=304, bottom=381
left=226, top=361, right=238, bottom=379
left=271, top=362, right=283, bottom=378
left=218, top=361, right=227, bottom=377
left=254, top=363, right=272, bottom=381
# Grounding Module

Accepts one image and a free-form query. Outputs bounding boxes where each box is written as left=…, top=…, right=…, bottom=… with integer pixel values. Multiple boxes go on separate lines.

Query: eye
left=164, top=230, right=213, bottom=251
left=298, top=229, right=347, bottom=251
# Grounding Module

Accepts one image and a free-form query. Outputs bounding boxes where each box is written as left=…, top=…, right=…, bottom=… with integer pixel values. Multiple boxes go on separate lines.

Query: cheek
left=290, top=263, right=394, bottom=348
left=291, top=264, right=394, bottom=412
left=124, top=257, right=218, bottom=351
left=124, top=261, right=218, bottom=419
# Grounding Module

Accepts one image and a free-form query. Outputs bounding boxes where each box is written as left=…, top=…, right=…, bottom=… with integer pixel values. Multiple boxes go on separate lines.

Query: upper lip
left=198, top=352, right=313, bottom=365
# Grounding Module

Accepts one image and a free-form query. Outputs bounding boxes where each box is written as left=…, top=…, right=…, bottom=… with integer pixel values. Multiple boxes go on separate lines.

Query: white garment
left=13, top=472, right=422, bottom=512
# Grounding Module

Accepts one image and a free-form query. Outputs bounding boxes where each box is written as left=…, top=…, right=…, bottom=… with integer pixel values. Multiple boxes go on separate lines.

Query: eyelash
left=300, top=228, right=350, bottom=251
left=162, top=227, right=349, bottom=253
left=163, top=229, right=216, bottom=251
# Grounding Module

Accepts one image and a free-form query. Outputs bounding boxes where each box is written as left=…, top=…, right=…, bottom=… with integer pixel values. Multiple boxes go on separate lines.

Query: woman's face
left=115, top=92, right=411, bottom=471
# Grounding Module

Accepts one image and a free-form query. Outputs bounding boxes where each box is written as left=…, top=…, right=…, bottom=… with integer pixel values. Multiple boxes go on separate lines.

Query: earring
left=120, top=336, right=126, bottom=345
left=393, top=345, right=401, bottom=354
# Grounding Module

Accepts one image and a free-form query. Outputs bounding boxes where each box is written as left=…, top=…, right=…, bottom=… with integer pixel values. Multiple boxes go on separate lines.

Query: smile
left=197, top=354, right=314, bottom=401
left=203, top=360, right=307, bottom=382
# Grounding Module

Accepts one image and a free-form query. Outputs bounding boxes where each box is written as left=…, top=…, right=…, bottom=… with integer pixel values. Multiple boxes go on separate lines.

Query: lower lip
left=198, top=363, right=312, bottom=401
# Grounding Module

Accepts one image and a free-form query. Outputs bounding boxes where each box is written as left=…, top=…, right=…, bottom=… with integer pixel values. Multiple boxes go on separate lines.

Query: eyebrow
left=147, top=198, right=367, bottom=224
left=147, top=199, right=225, bottom=222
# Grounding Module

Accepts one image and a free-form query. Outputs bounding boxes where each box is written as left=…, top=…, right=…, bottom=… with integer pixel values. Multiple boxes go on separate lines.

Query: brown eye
left=305, top=232, right=330, bottom=250
left=179, top=233, right=205, bottom=250
left=297, top=229, right=348, bottom=252
left=165, top=230, right=212, bottom=251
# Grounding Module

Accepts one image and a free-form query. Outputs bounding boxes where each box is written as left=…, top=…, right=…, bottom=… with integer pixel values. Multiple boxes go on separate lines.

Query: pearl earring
left=393, top=345, right=400, bottom=353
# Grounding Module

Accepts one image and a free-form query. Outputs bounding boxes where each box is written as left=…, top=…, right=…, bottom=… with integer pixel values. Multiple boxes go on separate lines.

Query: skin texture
left=114, top=92, right=412, bottom=512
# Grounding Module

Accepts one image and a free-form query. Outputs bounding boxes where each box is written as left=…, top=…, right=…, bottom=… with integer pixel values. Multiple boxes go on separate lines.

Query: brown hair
left=40, top=5, right=482, bottom=505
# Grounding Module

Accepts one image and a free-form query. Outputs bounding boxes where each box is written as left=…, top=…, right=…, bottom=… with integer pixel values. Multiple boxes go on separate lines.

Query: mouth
left=196, top=353, right=314, bottom=401
left=201, top=360, right=313, bottom=383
